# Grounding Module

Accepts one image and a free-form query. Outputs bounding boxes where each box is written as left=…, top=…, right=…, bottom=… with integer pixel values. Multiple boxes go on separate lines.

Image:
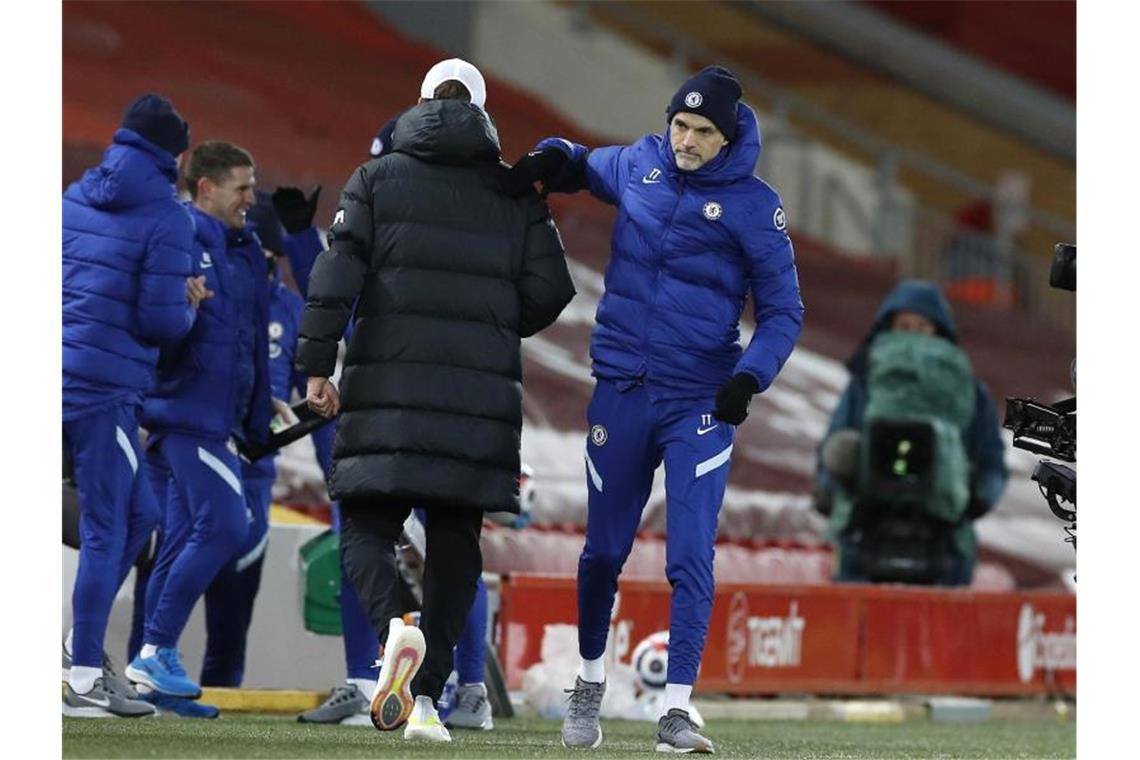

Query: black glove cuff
left=733, top=372, right=760, bottom=395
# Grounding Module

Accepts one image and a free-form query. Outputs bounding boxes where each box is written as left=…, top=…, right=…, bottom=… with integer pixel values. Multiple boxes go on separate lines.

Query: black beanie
left=666, top=65, right=742, bottom=142
left=121, top=94, right=190, bottom=158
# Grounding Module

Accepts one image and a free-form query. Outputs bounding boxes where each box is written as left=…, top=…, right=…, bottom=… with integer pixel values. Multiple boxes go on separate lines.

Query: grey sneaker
left=560, top=677, right=605, bottom=749
left=445, top=682, right=493, bottom=730
left=297, top=684, right=372, bottom=725
left=62, top=677, right=156, bottom=719
left=101, top=652, right=140, bottom=700
left=62, top=645, right=139, bottom=700
left=655, top=708, right=714, bottom=754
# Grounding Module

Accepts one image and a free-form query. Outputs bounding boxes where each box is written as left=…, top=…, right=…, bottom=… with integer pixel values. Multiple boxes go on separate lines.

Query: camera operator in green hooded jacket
left=814, top=280, right=1008, bottom=586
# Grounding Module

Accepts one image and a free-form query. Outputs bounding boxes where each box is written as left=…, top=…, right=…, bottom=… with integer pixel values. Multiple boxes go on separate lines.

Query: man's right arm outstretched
left=504, top=138, right=636, bottom=206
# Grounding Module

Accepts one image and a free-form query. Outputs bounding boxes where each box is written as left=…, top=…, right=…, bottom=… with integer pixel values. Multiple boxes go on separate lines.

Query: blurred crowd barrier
left=498, top=574, right=1074, bottom=697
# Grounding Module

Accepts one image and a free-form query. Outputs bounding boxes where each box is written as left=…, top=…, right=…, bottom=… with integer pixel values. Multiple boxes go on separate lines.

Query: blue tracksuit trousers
left=198, top=475, right=272, bottom=686
left=142, top=433, right=249, bottom=649
left=578, top=379, right=735, bottom=685
left=64, top=405, right=159, bottom=668
left=127, top=449, right=173, bottom=663
left=455, top=575, right=487, bottom=684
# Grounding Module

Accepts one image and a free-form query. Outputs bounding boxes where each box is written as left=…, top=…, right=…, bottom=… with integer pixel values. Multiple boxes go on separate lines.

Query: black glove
left=272, top=185, right=322, bottom=234
left=713, top=373, right=760, bottom=425
left=500, top=149, right=569, bottom=197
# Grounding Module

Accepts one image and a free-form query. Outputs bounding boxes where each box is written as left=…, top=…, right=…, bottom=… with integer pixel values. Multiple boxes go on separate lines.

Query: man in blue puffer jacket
left=126, top=141, right=273, bottom=702
left=512, top=66, right=804, bottom=753
left=62, top=93, right=202, bottom=718
left=196, top=193, right=310, bottom=689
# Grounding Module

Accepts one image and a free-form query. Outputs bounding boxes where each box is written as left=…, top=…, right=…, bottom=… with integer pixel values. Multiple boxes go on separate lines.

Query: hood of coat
left=391, top=99, right=501, bottom=167
left=73, top=128, right=181, bottom=212
left=847, top=279, right=959, bottom=376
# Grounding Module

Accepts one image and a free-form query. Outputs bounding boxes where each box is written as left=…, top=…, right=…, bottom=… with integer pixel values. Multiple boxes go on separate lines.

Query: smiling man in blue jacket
left=126, top=141, right=274, bottom=704
left=62, top=94, right=203, bottom=718
left=195, top=193, right=310, bottom=691
left=511, top=66, right=804, bottom=753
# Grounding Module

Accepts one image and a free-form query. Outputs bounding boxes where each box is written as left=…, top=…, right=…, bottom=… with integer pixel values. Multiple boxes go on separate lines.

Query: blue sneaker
left=140, top=691, right=220, bottom=719
left=125, top=648, right=201, bottom=699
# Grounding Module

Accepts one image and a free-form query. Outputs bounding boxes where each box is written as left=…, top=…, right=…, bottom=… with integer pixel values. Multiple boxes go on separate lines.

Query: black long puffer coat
left=296, top=100, right=575, bottom=513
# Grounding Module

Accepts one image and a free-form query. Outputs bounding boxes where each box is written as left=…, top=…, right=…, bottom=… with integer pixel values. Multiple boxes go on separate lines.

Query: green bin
left=299, top=528, right=342, bottom=635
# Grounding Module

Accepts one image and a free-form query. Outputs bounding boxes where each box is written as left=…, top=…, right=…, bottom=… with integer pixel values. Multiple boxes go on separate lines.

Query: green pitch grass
left=63, top=714, right=1075, bottom=759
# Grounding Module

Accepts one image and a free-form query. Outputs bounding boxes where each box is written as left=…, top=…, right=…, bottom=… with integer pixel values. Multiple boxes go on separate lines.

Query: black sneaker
left=655, top=708, right=714, bottom=754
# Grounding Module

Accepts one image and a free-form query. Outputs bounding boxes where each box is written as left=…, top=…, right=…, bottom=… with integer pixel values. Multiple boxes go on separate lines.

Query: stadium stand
left=866, top=0, right=1075, bottom=101
left=581, top=1, right=1075, bottom=235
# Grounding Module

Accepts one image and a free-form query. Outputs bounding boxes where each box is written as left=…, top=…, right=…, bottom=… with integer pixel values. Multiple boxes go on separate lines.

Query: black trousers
left=339, top=498, right=484, bottom=702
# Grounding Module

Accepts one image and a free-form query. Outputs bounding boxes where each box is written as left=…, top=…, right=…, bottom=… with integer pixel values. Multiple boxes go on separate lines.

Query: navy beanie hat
left=247, top=191, right=287, bottom=257
left=666, top=65, right=742, bottom=141
left=121, top=94, right=190, bottom=158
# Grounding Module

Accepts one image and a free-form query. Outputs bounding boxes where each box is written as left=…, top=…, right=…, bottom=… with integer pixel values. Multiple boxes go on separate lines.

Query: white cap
left=419, top=58, right=487, bottom=109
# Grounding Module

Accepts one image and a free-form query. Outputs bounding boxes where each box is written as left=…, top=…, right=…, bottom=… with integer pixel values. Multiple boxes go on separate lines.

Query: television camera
left=1003, top=244, right=1076, bottom=550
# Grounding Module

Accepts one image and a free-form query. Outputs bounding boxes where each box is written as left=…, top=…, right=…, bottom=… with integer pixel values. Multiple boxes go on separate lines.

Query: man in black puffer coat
left=295, top=61, right=575, bottom=741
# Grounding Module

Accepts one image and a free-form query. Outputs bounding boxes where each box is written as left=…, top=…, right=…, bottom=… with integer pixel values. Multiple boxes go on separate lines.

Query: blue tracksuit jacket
left=62, top=128, right=196, bottom=420
left=540, top=102, right=804, bottom=400
left=142, top=205, right=272, bottom=445
left=243, top=274, right=307, bottom=481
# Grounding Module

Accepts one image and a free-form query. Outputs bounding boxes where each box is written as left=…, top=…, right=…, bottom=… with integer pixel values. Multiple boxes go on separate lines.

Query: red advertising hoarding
left=497, top=575, right=1075, bottom=696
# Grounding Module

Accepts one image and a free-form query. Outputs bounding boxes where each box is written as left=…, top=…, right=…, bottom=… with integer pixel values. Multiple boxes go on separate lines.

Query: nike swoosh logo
left=697, top=426, right=718, bottom=435
left=80, top=694, right=111, bottom=707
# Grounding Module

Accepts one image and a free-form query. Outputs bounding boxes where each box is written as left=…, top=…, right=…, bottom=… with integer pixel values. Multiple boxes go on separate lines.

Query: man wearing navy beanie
left=506, top=66, right=804, bottom=753
left=62, top=93, right=205, bottom=717
left=666, top=65, right=743, bottom=144
left=121, top=94, right=191, bottom=158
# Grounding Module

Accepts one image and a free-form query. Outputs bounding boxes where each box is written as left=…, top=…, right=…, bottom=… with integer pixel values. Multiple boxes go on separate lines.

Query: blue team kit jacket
left=62, top=128, right=196, bottom=421
left=243, top=271, right=308, bottom=481
left=142, top=205, right=272, bottom=445
left=541, top=102, right=804, bottom=400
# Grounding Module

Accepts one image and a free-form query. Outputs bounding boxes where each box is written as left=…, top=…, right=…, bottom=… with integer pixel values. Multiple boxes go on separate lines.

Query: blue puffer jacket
left=243, top=272, right=308, bottom=481
left=815, top=280, right=1009, bottom=513
left=142, top=205, right=272, bottom=445
left=62, top=128, right=196, bottom=421
left=541, top=103, right=803, bottom=400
